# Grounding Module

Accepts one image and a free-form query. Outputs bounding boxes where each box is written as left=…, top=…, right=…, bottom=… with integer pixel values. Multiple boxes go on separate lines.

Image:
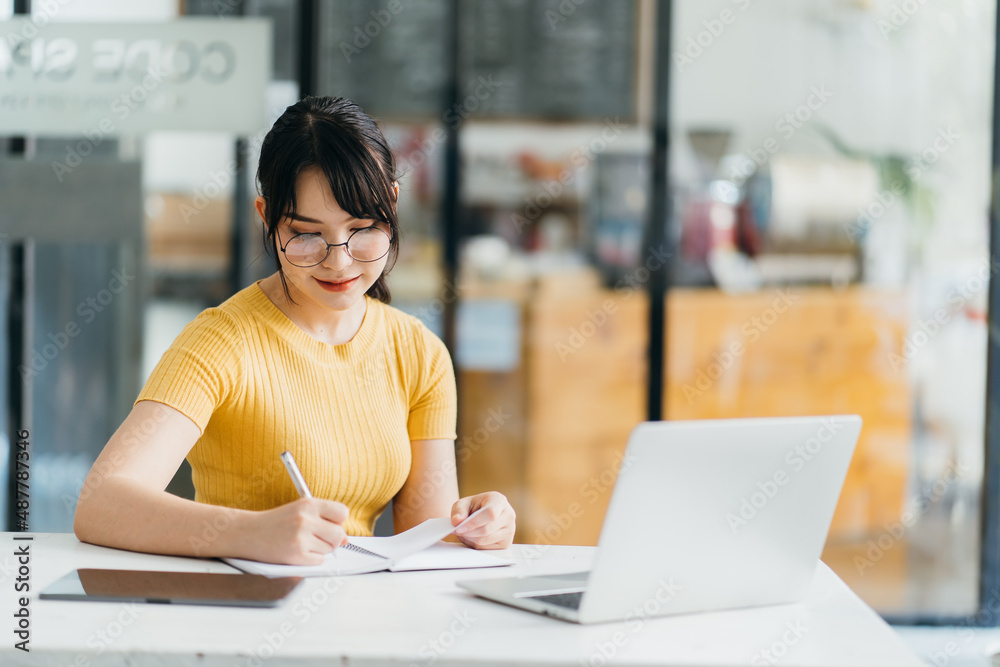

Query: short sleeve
left=135, top=308, right=245, bottom=434
left=406, top=323, right=458, bottom=441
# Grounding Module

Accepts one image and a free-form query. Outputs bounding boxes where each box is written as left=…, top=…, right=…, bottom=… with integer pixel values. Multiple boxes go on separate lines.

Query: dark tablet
left=40, top=568, right=303, bottom=608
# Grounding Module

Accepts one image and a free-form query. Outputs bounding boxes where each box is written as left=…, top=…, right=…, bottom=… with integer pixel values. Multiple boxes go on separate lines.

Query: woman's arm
left=74, top=400, right=350, bottom=565
left=393, top=439, right=515, bottom=549
left=392, top=439, right=461, bottom=532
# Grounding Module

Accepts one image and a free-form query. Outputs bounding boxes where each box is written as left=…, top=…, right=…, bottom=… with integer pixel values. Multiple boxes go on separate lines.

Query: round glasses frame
left=278, top=226, right=393, bottom=267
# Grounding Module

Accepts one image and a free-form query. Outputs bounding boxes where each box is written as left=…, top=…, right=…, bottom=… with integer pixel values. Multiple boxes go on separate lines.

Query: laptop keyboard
left=529, top=591, right=584, bottom=610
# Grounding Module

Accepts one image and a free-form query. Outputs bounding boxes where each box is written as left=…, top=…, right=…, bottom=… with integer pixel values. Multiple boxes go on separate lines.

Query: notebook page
left=387, top=542, right=513, bottom=572
left=221, top=518, right=458, bottom=577
left=223, top=545, right=388, bottom=577
left=221, top=516, right=493, bottom=577
left=349, top=517, right=458, bottom=561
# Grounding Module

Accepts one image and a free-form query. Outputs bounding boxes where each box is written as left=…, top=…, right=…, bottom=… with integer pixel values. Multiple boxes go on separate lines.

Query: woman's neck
left=258, top=273, right=367, bottom=346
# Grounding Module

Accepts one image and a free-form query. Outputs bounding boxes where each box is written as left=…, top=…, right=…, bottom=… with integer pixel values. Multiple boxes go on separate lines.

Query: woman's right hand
left=242, top=498, right=350, bottom=565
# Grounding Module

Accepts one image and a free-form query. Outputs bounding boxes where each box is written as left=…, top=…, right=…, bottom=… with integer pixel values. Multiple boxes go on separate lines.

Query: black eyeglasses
left=279, top=227, right=392, bottom=267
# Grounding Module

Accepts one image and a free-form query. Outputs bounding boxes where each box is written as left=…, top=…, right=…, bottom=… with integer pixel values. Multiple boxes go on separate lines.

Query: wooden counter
left=457, top=281, right=910, bottom=550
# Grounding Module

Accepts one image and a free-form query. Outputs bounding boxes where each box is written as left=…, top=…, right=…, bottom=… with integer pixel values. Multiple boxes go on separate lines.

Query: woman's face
left=262, top=166, right=392, bottom=315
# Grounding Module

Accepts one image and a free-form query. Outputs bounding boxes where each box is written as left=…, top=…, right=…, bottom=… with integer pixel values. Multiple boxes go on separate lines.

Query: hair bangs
left=313, top=134, right=396, bottom=229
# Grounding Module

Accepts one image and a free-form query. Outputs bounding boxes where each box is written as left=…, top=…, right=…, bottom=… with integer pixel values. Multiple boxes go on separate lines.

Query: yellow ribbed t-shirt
left=135, top=280, right=457, bottom=536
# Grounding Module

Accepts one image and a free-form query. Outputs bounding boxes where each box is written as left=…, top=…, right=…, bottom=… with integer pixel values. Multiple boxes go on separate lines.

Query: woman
left=73, top=96, right=516, bottom=565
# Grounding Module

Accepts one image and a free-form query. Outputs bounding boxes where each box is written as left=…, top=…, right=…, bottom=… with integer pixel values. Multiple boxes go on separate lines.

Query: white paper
left=221, top=514, right=510, bottom=578
left=350, top=517, right=456, bottom=561
left=388, top=543, right=512, bottom=572
left=223, top=545, right=387, bottom=577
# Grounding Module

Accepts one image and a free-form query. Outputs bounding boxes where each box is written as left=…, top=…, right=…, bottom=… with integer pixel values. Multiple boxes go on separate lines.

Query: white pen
left=280, top=450, right=313, bottom=499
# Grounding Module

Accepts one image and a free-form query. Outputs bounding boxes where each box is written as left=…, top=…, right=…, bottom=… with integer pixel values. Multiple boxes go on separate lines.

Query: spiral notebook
left=222, top=517, right=512, bottom=577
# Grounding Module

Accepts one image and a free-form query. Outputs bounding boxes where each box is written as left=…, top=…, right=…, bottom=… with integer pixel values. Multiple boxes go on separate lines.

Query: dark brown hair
left=256, top=96, right=399, bottom=303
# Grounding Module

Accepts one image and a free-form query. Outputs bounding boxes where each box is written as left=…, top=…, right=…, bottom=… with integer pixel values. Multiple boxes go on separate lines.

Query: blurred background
left=0, top=0, right=995, bottom=629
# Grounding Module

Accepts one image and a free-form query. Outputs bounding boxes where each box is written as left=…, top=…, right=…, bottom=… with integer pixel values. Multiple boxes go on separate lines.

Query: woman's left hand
left=450, top=492, right=516, bottom=549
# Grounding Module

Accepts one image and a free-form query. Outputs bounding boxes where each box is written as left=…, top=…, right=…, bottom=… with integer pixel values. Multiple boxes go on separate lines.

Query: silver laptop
left=458, top=415, right=862, bottom=624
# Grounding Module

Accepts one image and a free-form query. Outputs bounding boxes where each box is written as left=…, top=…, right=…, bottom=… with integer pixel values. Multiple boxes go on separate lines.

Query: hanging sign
left=0, top=18, right=271, bottom=135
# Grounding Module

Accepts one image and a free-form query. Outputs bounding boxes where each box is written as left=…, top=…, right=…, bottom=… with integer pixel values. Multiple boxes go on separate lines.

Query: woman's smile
left=314, top=276, right=360, bottom=292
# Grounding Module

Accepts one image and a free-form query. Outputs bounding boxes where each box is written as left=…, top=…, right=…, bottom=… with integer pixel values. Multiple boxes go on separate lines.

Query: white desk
left=0, top=533, right=923, bottom=666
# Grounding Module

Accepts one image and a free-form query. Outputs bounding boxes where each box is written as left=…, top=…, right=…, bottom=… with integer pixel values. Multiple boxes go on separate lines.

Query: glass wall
left=2, top=0, right=995, bottom=621
left=667, top=0, right=994, bottom=617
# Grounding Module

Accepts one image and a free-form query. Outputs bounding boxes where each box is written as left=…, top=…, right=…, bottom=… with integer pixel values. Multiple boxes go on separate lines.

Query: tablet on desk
left=40, top=568, right=303, bottom=608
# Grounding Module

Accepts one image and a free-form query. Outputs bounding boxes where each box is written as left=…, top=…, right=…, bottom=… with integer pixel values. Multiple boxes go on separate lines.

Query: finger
left=290, top=534, right=333, bottom=564
left=456, top=522, right=507, bottom=541
left=476, top=523, right=516, bottom=549
left=454, top=504, right=500, bottom=537
left=453, top=521, right=492, bottom=539
left=312, top=523, right=347, bottom=552
left=458, top=525, right=513, bottom=550
left=459, top=502, right=496, bottom=527
left=454, top=532, right=479, bottom=549
left=307, top=539, right=333, bottom=557
left=473, top=537, right=511, bottom=550
left=456, top=515, right=513, bottom=543
left=316, top=499, right=350, bottom=524
left=451, top=496, right=476, bottom=526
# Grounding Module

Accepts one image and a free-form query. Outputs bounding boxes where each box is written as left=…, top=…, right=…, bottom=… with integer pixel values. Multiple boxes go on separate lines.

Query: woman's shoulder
left=214, top=282, right=269, bottom=323
left=186, top=282, right=275, bottom=333
left=172, top=284, right=265, bottom=350
left=371, top=298, right=446, bottom=354
left=371, top=299, right=455, bottom=398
